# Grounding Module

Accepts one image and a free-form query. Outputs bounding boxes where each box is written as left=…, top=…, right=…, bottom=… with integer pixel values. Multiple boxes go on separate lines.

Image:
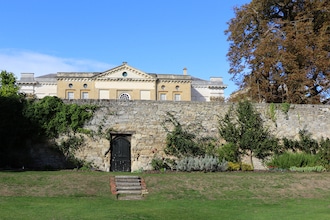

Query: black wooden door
left=110, top=136, right=131, bottom=172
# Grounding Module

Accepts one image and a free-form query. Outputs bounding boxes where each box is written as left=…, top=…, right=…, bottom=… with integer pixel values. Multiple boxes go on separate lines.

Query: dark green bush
left=318, top=137, right=330, bottom=170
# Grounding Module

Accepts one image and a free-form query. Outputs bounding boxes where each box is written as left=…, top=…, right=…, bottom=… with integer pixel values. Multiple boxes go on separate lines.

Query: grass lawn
left=0, top=171, right=329, bottom=220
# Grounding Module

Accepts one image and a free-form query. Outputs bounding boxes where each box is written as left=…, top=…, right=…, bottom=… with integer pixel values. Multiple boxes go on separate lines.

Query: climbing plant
left=24, top=96, right=97, bottom=138
left=162, top=112, right=206, bottom=158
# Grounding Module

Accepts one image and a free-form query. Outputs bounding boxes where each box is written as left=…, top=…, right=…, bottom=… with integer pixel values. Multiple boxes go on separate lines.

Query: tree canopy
left=0, top=70, right=20, bottom=97
left=226, top=0, right=330, bottom=104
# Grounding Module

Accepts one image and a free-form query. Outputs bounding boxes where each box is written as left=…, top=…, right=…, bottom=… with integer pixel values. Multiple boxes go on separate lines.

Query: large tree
left=226, top=0, right=330, bottom=104
left=0, top=70, right=20, bottom=97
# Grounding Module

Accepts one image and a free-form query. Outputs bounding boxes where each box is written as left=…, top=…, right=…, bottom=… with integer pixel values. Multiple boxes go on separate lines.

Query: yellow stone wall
left=156, top=81, right=191, bottom=101
left=57, top=80, right=96, bottom=99
left=57, top=78, right=191, bottom=101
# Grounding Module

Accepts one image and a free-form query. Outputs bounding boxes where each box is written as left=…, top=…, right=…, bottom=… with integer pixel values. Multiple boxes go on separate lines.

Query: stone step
left=116, top=186, right=142, bottom=190
left=115, top=180, right=141, bottom=184
left=115, top=178, right=141, bottom=182
left=115, top=182, right=141, bottom=186
left=111, top=175, right=148, bottom=200
left=115, top=176, right=140, bottom=179
left=116, top=190, right=142, bottom=194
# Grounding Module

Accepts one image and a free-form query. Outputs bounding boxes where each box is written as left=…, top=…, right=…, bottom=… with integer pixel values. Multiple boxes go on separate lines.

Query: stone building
left=18, top=62, right=227, bottom=101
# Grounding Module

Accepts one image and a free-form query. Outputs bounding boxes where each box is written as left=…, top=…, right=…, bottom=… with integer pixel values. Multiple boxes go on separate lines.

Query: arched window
left=119, top=93, right=130, bottom=100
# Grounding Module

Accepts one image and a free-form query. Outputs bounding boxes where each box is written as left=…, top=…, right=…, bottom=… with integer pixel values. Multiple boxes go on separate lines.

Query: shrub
left=217, top=143, right=240, bottom=163
left=175, top=155, right=227, bottom=172
left=151, top=158, right=172, bottom=171
left=227, top=162, right=240, bottom=171
left=289, top=166, right=326, bottom=172
left=241, top=163, right=254, bottom=171
left=267, top=152, right=321, bottom=169
left=226, top=162, right=253, bottom=171
left=318, top=137, right=330, bottom=170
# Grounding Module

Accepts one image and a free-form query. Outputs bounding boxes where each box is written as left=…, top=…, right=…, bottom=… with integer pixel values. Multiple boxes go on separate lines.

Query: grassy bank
left=0, top=171, right=329, bottom=219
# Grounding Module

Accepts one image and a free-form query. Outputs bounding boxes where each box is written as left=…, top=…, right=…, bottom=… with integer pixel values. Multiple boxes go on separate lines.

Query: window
left=160, top=93, right=166, bottom=101
left=99, top=90, right=109, bottom=99
left=175, top=85, right=180, bottom=91
left=68, top=83, right=73, bottom=88
left=161, top=85, right=165, bottom=90
left=122, top=72, right=128, bottom=77
left=174, top=94, right=181, bottom=101
left=82, top=92, right=89, bottom=99
left=83, top=84, right=88, bottom=88
left=140, top=90, right=151, bottom=100
left=67, top=92, right=74, bottom=99
left=119, top=93, right=130, bottom=100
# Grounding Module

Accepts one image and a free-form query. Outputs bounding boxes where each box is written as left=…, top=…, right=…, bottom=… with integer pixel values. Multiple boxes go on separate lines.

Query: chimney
left=183, top=67, right=187, bottom=75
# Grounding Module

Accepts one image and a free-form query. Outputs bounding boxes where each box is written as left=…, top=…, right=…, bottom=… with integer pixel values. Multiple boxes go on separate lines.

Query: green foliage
left=217, top=142, right=240, bottom=163
left=151, top=158, right=173, bottom=171
left=267, top=152, right=321, bottom=170
left=162, top=112, right=205, bottom=158
left=282, top=130, right=322, bottom=155
left=57, top=135, right=84, bottom=160
left=281, top=102, right=290, bottom=114
left=318, top=137, right=330, bottom=170
left=241, top=163, right=253, bottom=171
left=269, top=103, right=276, bottom=122
left=0, top=70, right=19, bottom=97
left=24, top=96, right=96, bottom=138
left=175, top=155, right=227, bottom=172
left=0, top=95, right=96, bottom=168
left=289, top=166, right=325, bottom=172
left=218, top=100, right=278, bottom=165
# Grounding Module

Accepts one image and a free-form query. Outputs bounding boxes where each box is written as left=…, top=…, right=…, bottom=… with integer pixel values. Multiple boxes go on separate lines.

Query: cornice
left=192, top=84, right=227, bottom=89
left=37, top=82, right=57, bottom=85
left=17, top=82, right=37, bottom=85
left=57, top=78, right=95, bottom=82
left=96, top=78, right=156, bottom=82
left=158, top=79, right=191, bottom=83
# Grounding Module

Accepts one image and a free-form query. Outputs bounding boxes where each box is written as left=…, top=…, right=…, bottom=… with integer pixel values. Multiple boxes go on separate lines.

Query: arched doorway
left=110, top=135, right=131, bottom=172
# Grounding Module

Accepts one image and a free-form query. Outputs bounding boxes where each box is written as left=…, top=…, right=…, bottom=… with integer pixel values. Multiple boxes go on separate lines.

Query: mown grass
left=0, top=171, right=329, bottom=220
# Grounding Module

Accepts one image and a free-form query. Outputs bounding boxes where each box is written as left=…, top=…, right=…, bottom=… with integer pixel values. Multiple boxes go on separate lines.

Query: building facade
left=18, top=62, right=227, bottom=101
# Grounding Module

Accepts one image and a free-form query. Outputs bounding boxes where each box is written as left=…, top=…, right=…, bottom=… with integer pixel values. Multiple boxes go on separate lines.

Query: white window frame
left=174, top=94, right=181, bottom=101
left=160, top=93, right=166, bottom=101
left=82, top=92, right=89, bottom=99
left=67, top=92, right=74, bottom=99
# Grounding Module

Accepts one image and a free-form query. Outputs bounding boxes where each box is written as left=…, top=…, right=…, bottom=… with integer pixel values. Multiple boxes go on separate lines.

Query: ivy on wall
left=0, top=95, right=97, bottom=168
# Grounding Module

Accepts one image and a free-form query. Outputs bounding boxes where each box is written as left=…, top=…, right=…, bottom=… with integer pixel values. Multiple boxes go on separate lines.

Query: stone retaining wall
left=62, top=100, right=330, bottom=171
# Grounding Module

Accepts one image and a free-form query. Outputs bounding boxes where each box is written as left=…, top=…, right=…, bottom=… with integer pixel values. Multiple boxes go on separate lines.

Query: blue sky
left=0, top=0, right=250, bottom=97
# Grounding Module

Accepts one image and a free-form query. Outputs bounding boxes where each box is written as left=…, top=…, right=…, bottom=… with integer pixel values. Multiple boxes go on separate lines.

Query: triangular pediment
left=95, top=62, right=155, bottom=80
